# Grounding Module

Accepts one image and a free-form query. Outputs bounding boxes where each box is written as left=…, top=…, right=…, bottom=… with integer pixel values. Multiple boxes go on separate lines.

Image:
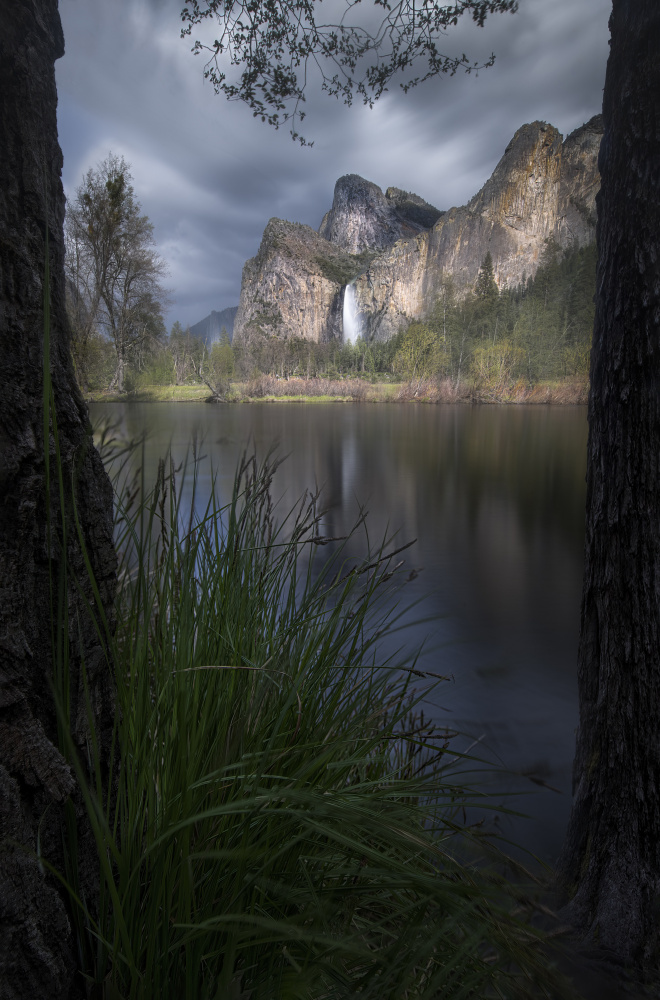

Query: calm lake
left=90, top=400, right=588, bottom=866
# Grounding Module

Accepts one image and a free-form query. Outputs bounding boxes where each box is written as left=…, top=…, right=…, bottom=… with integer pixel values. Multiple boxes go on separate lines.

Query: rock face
left=385, top=187, right=444, bottom=231
left=318, top=174, right=442, bottom=252
left=234, top=217, right=371, bottom=344
left=234, top=116, right=602, bottom=346
left=555, top=116, right=602, bottom=246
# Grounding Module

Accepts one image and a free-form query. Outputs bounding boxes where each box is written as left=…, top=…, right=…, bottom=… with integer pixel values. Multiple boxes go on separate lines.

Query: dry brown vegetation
left=396, top=376, right=589, bottom=405
left=245, top=374, right=370, bottom=400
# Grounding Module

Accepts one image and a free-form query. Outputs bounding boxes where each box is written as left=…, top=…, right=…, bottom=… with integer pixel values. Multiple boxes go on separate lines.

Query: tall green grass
left=47, top=433, right=574, bottom=1000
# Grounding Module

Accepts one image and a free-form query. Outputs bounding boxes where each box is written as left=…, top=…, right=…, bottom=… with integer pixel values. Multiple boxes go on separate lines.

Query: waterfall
left=342, top=283, right=362, bottom=344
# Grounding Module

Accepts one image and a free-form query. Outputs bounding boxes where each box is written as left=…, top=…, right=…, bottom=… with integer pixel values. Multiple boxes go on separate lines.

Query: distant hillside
left=189, top=306, right=238, bottom=343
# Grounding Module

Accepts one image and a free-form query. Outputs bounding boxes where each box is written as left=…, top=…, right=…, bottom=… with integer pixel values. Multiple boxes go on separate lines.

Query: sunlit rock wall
left=234, top=116, right=602, bottom=345
left=318, top=174, right=442, bottom=253
left=233, top=218, right=362, bottom=345
left=355, top=117, right=603, bottom=341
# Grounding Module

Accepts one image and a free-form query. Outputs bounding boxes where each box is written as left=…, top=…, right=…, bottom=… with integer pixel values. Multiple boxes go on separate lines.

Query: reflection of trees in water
left=93, top=399, right=586, bottom=657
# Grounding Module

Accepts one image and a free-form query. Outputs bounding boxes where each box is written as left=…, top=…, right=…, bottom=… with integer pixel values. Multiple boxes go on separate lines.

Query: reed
left=44, top=432, right=577, bottom=1000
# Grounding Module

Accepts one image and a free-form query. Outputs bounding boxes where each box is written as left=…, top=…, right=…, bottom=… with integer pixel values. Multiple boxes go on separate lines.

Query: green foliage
left=71, top=330, right=116, bottom=391
left=392, top=322, right=441, bottom=379
left=57, top=446, right=575, bottom=999
left=74, top=242, right=595, bottom=398
left=233, top=243, right=593, bottom=395
left=313, top=250, right=376, bottom=286
left=504, top=241, right=595, bottom=384
left=471, top=340, right=525, bottom=398
left=204, top=330, right=236, bottom=397
left=168, top=321, right=207, bottom=385
left=210, top=330, right=235, bottom=380
left=414, top=242, right=595, bottom=394
left=475, top=251, right=498, bottom=303
left=137, top=347, right=176, bottom=387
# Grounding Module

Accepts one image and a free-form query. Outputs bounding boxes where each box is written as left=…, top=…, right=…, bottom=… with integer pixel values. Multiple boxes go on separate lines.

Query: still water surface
left=91, top=400, right=588, bottom=865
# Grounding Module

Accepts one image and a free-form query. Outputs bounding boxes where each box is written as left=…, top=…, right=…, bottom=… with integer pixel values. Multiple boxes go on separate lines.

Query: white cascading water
left=342, top=283, right=361, bottom=344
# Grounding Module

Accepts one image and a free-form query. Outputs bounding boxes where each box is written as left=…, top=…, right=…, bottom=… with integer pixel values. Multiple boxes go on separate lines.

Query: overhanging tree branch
left=180, top=0, right=518, bottom=142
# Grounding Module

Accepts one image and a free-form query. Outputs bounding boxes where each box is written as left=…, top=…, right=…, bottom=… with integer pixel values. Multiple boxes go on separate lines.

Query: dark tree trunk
left=558, top=0, right=660, bottom=970
left=0, top=2, right=116, bottom=996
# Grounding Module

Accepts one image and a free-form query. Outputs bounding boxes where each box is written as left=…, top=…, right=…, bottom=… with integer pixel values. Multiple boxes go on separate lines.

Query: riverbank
left=84, top=375, right=588, bottom=405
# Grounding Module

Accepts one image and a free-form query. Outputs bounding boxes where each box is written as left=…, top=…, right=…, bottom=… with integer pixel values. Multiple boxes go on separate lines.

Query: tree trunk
left=558, top=0, right=660, bottom=969
left=116, top=352, right=125, bottom=393
left=0, top=2, right=116, bottom=996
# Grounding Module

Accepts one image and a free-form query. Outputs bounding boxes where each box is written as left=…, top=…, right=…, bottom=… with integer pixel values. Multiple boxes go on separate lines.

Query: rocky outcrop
left=385, top=187, right=444, bottom=231
left=318, top=174, right=442, bottom=252
left=555, top=115, right=602, bottom=245
left=234, top=116, right=602, bottom=346
left=190, top=306, right=238, bottom=343
left=354, top=117, right=602, bottom=341
left=234, top=218, right=371, bottom=344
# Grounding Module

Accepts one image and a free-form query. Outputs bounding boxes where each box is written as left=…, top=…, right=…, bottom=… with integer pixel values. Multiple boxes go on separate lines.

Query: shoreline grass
left=84, top=375, right=588, bottom=406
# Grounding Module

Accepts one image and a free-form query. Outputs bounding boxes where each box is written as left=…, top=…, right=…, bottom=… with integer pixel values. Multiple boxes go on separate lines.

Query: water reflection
left=92, top=400, right=587, bottom=864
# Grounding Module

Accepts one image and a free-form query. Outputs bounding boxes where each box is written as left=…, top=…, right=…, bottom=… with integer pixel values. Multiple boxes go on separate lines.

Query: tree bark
left=558, top=0, right=660, bottom=969
left=0, top=2, right=116, bottom=996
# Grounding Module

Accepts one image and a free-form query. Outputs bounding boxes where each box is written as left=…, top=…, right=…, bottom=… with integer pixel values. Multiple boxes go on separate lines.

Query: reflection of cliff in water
left=97, top=401, right=585, bottom=654
left=93, top=400, right=588, bottom=864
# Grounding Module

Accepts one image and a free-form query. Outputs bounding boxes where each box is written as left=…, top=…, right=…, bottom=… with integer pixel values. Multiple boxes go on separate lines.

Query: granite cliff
left=233, top=115, right=602, bottom=346
left=318, top=175, right=443, bottom=252
left=233, top=217, right=374, bottom=344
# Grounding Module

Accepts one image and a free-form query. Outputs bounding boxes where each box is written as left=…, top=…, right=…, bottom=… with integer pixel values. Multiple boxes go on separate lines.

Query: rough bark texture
left=558, top=0, right=660, bottom=970
left=0, top=2, right=116, bottom=997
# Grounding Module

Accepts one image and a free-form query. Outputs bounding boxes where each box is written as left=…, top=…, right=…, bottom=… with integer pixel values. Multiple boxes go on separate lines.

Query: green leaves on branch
left=392, top=321, right=444, bottom=380
left=180, top=1, right=518, bottom=142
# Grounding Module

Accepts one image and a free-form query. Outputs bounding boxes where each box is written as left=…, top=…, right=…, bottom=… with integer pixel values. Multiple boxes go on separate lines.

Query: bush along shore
left=85, top=372, right=588, bottom=405
left=48, top=438, right=582, bottom=1000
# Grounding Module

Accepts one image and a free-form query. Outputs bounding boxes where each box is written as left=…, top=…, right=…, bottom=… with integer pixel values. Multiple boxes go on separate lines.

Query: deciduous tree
left=203, top=329, right=235, bottom=398
left=66, top=155, right=168, bottom=393
left=181, top=0, right=519, bottom=142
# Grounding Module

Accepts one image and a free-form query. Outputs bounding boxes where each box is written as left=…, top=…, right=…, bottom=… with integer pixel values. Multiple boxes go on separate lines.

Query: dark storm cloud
left=56, top=0, right=611, bottom=328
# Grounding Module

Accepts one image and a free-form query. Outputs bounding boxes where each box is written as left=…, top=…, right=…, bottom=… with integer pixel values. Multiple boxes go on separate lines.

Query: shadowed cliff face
left=233, top=218, right=369, bottom=344
left=318, top=174, right=443, bottom=253
left=234, top=116, right=602, bottom=346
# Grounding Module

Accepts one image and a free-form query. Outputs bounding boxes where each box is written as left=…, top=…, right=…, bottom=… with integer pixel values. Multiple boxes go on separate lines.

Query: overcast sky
left=56, top=0, right=612, bottom=329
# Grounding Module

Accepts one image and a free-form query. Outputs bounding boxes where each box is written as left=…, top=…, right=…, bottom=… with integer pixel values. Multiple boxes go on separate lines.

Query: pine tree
left=475, top=251, right=498, bottom=302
